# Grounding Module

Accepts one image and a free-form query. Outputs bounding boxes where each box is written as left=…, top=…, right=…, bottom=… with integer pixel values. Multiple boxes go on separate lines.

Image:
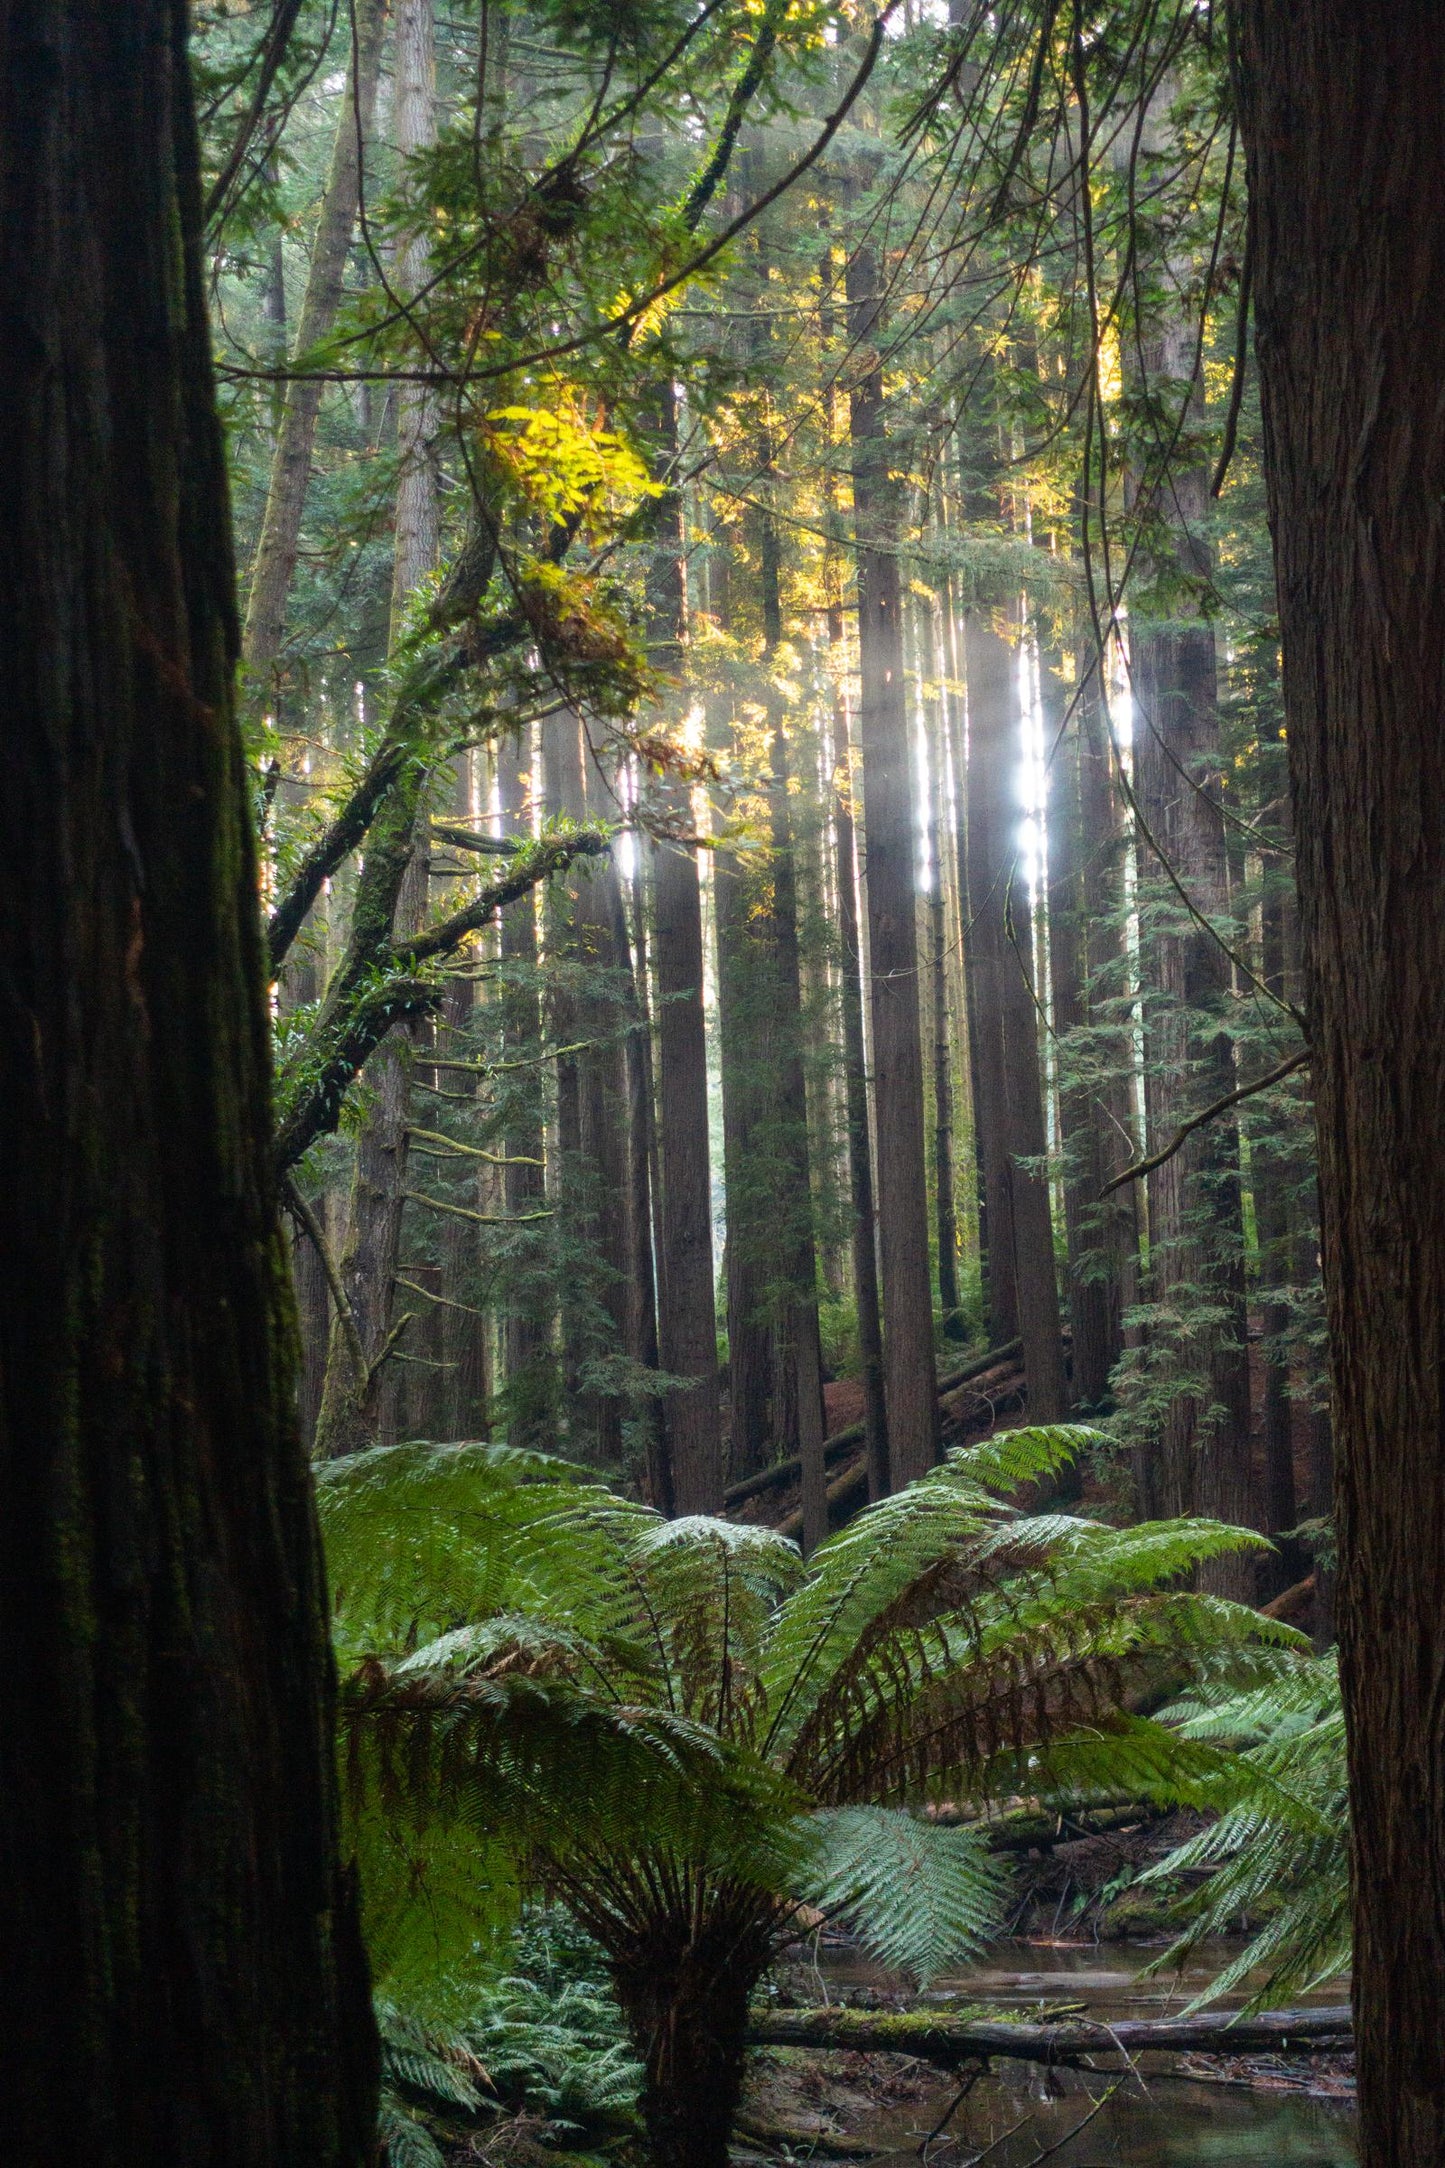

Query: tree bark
left=960, top=614, right=1019, bottom=1345
left=1043, top=652, right=1133, bottom=1408
left=241, top=0, right=389, bottom=683
left=648, top=386, right=722, bottom=1511
left=1236, top=10, right=1445, bottom=2156
left=0, top=3, right=376, bottom=2154
left=846, top=233, right=939, bottom=1488
left=925, top=613, right=965, bottom=1340
left=388, top=0, right=440, bottom=645
left=315, top=0, right=440, bottom=1458
left=749, top=2005, right=1352, bottom=2067
left=496, top=730, right=554, bottom=1445
left=834, top=780, right=891, bottom=1501
left=964, top=613, right=1068, bottom=1420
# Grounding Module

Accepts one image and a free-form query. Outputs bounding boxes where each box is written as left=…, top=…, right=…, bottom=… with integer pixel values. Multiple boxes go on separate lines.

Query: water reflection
left=809, top=1939, right=1357, bottom=2167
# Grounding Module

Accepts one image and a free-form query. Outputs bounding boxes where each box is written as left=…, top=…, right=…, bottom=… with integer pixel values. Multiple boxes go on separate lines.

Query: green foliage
left=788, top=1808, right=1008, bottom=1986
left=1144, top=1654, right=1349, bottom=2010
left=319, top=1427, right=1295, bottom=2011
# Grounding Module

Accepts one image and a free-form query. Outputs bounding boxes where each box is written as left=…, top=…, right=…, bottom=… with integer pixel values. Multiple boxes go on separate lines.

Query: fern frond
left=1143, top=1654, right=1349, bottom=2009
left=787, top=1807, right=1010, bottom=1985
left=379, top=2097, right=449, bottom=2168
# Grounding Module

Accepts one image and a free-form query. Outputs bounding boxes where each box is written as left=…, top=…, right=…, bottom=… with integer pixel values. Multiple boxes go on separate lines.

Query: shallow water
left=814, top=1939, right=1357, bottom=2166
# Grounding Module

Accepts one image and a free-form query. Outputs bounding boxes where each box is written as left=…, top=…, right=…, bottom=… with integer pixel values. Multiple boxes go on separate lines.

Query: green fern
left=320, top=1425, right=1294, bottom=2166
left=1143, top=1652, right=1349, bottom=2009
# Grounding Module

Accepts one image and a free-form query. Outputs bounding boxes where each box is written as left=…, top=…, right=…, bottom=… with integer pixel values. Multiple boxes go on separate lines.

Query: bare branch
left=1101, top=1048, right=1311, bottom=1196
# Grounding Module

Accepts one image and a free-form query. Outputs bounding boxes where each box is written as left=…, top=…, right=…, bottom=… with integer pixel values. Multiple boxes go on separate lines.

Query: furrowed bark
left=1236, top=7, right=1445, bottom=2156
left=0, top=3, right=376, bottom=2153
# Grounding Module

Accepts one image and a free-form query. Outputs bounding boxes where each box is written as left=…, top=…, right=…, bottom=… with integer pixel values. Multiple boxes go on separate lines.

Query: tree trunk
left=1254, top=870, right=1301, bottom=1592
left=1043, top=652, right=1131, bottom=1409
left=834, top=781, right=890, bottom=1502
left=496, top=731, right=554, bottom=1444
left=960, top=614, right=1019, bottom=1346
left=241, top=0, right=389, bottom=683
left=925, top=616, right=965, bottom=1340
left=0, top=3, right=376, bottom=2154
left=648, top=386, right=722, bottom=1511
left=388, top=0, right=440, bottom=644
left=1129, top=336, right=1252, bottom=1574
left=1236, top=11, right=1445, bottom=2155
left=315, top=0, right=440, bottom=1458
left=964, top=613, right=1068, bottom=1420
left=846, top=233, right=938, bottom=1488
left=611, top=1909, right=773, bottom=2168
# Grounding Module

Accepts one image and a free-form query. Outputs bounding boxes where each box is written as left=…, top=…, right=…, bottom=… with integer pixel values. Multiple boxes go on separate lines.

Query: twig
left=918, top=2062, right=986, bottom=2162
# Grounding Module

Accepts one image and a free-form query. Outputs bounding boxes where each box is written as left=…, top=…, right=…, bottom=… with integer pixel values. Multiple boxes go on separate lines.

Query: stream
left=798, top=1940, right=1357, bottom=2166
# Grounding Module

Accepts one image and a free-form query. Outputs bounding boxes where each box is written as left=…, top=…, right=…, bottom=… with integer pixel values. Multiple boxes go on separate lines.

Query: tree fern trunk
left=0, top=3, right=376, bottom=2152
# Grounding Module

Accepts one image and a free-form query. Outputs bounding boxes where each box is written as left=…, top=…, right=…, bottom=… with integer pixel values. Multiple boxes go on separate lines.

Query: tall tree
left=241, top=0, right=390, bottom=686
left=1128, top=323, right=1252, bottom=1569
left=496, top=730, right=554, bottom=1444
left=964, top=610, right=1068, bottom=1417
left=1043, top=650, right=1134, bottom=1408
left=1237, top=8, right=1445, bottom=2157
left=648, top=385, right=723, bottom=1511
left=315, top=0, right=440, bottom=1457
left=0, top=2, right=375, bottom=2154
left=845, top=221, right=939, bottom=1486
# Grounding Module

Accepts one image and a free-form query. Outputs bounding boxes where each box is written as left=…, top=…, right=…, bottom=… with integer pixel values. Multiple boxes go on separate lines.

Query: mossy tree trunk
left=0, top=3, right=376, bottom=2157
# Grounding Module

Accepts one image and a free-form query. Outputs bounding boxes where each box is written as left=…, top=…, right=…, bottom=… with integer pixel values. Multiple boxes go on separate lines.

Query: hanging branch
left=1101, top=1048, right=1311, bottom=1195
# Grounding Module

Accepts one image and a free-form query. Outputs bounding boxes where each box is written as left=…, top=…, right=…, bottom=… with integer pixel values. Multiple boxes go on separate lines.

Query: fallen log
left=746, top=2004, right=1352, bottom=2070
left=723, top=1340, right=1023, bottom=1511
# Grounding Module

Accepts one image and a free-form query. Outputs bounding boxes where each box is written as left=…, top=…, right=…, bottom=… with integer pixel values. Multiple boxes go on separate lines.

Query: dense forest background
left=30, top=2, right=1445, bottom=2164
left=207, top=0, right=1327, bottom=1596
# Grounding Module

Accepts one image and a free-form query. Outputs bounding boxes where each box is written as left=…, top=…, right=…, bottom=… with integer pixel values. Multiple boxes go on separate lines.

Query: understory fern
left=1145, top=1652, right=1349, bottom=2007
left=318, top=1427, right=1298, bottom=2162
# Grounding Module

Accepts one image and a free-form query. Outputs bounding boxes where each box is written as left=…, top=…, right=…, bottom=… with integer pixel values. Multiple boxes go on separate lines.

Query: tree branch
left=1101, top=1049, right=1311, bottom=1196
left=282, top=1173, right=368, bottom=1385
left=399, top=829, right=609, bottom=967
left=204, top=0, right=310, bottom=228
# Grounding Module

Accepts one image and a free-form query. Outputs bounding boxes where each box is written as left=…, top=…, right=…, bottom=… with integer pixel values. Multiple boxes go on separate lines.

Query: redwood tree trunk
left=964, top=612, right=1067, bottom=1418
left=496, top=730, right=554, bottom=1445
left=1237, top=10, right=1445, bottom=2157
left=648, top=387, right=722, bottom=1511
left=0, top=3, right=375, bottom=2155
left=846, top=233, right=939, bottom=1487
left=1130, top=369, right=1253, bottom=1572
left=1043, top=651, right=1132, bottom=1409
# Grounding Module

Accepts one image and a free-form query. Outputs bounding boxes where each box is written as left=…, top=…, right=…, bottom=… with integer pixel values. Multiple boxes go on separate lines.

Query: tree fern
left=318, top=1427, right=1292, bottom=2168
